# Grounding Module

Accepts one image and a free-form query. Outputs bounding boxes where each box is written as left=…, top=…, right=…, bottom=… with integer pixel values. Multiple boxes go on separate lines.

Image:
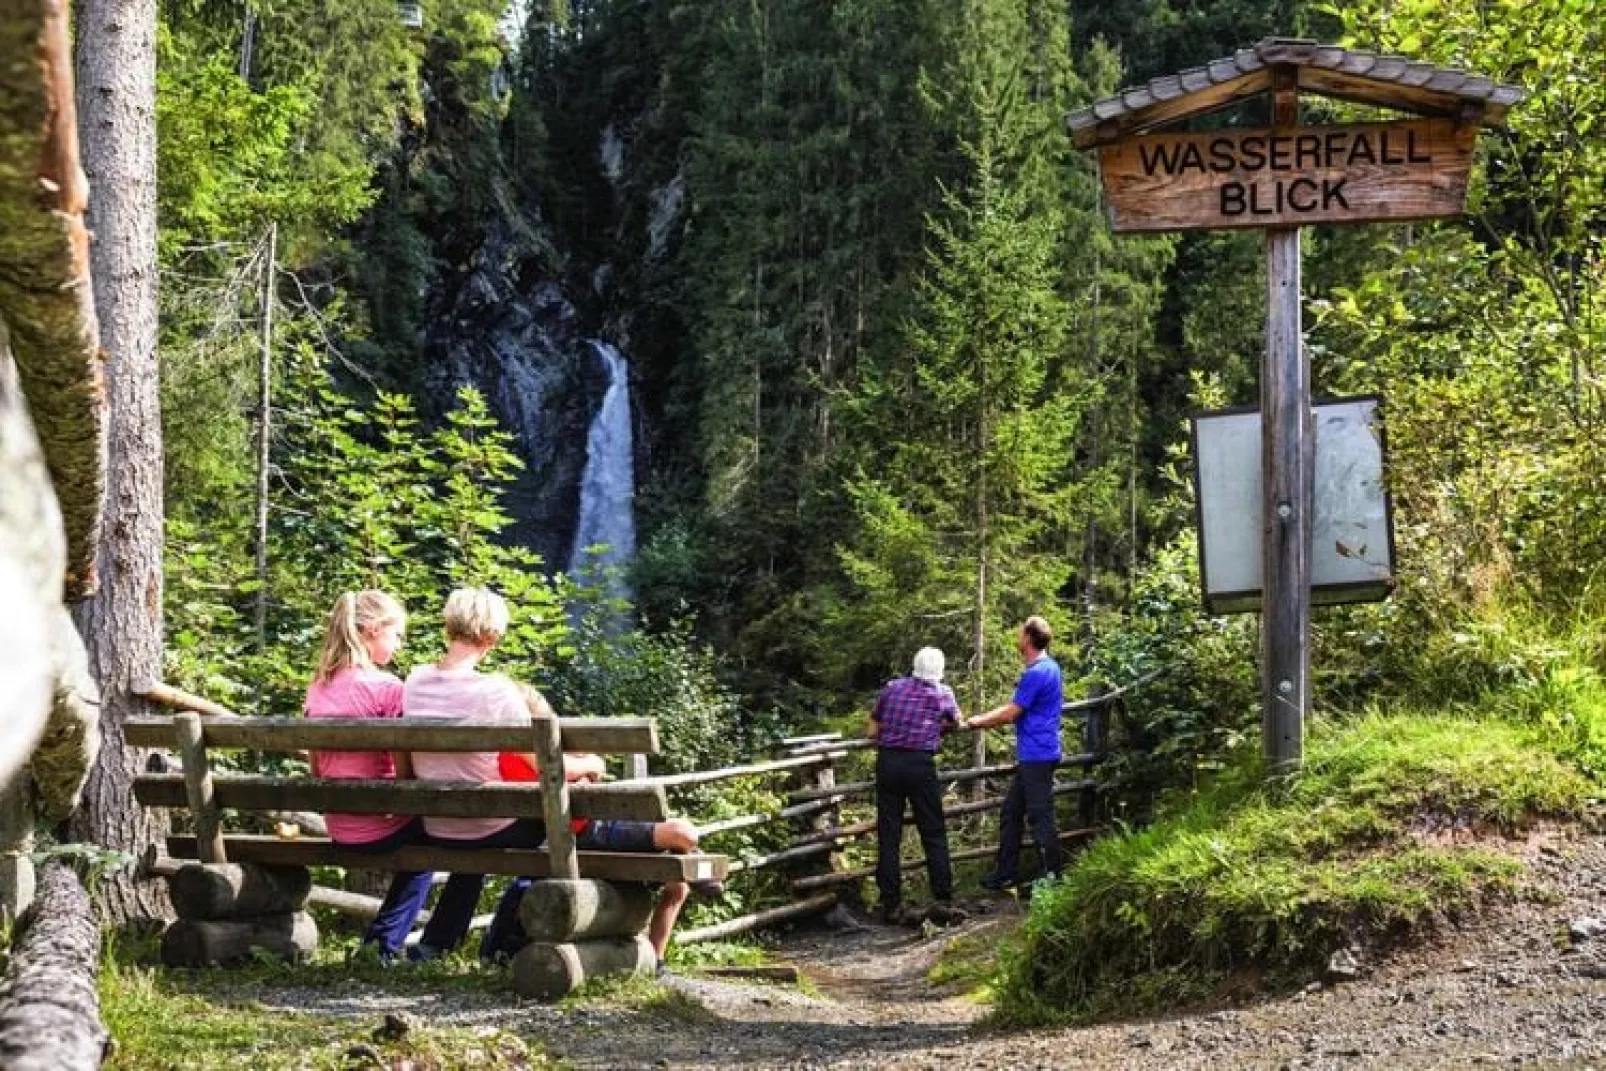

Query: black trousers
left=875, top=747, right=953, bottom=907
left=994, top=760, right=1062, bottom=881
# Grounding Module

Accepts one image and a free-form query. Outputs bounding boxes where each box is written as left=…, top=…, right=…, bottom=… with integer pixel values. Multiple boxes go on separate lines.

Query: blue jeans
left=344, top=818, right=433, bottom=955
left=417, top=819, right=546, bottom=954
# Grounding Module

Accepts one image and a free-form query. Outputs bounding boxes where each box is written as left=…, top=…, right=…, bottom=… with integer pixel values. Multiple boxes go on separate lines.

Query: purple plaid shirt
left=872, top=676, right=960, bottom=753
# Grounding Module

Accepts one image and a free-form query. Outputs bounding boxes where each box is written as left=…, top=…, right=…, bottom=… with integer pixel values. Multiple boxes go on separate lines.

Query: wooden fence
left=665, top=691, right=1128, bottom=944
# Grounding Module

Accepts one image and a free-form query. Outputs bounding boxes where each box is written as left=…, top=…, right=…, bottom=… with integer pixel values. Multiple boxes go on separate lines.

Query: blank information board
left=1191, top=397, right=1394, bottom=614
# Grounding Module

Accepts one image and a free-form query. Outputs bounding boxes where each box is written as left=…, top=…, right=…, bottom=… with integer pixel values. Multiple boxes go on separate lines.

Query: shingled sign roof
left=1066, top=37, right=1527, bottom=148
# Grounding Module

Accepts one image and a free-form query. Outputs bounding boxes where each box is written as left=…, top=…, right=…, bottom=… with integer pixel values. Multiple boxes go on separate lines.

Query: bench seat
left=167, top=835, right=729, bottom=884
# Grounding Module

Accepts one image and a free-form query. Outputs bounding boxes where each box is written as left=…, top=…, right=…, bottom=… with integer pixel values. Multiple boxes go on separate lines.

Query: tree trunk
left=970, top=369, right=989, bottom=790
left=0, top=862, right=109, bottom=1070
left=252, top=221, right=275, bottom=707
left=68, top=0, right=168, bottom=922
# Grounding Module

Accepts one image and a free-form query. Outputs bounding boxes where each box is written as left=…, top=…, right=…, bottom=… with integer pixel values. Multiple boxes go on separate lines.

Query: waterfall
left=568, top=341, right=636, bottom=597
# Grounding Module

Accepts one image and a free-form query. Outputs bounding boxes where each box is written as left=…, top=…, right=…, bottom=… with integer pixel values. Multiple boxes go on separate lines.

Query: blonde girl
left=304, top=590, right=431, bottom=958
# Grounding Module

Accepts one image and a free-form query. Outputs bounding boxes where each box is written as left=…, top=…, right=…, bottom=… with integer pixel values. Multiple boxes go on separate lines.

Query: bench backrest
left=129, top=713, right=666, bottom=880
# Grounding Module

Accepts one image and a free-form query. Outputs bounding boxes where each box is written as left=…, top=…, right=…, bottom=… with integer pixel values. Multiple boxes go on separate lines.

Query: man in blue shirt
left=964, top=615, right=1064, bottom=888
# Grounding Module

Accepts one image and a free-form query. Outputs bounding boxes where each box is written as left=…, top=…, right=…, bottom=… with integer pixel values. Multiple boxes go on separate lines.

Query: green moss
left=991, top=705, right=1599, bottom=1025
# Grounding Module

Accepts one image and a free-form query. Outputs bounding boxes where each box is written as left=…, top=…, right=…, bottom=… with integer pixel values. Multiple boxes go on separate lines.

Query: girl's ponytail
left=314, top=590, right=406, bottom=684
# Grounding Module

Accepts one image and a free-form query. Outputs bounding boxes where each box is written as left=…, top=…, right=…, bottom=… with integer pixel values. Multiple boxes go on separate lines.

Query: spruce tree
left=825, top=0, right=1089, bottom=712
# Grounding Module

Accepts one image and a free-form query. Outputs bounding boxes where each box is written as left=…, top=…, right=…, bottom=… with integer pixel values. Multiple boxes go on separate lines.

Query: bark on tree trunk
left=67, top=0, right=169, bottom=923
left=0, top=861, right=110, bottom=1070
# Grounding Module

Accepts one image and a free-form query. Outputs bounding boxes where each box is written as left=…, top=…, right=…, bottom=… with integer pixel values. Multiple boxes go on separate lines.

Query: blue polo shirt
left=1012, top=653, right=1063, bottom=763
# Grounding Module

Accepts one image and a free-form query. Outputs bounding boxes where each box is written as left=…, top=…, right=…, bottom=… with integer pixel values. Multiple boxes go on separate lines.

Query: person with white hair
left=866, top=645, right=964, bottom=924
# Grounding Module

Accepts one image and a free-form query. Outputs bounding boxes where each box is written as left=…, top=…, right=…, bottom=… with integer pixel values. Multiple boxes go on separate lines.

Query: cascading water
left=568, top=340, right=636, bottom=599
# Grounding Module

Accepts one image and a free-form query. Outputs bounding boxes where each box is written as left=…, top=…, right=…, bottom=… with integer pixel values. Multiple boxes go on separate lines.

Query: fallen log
left=0, top=862, right=109, bottom=1070
left=694, top=964, right=802, bottom=983
left=790, top=828, right=1101, bottom=891
left=518, top=879, right=655, bottom=943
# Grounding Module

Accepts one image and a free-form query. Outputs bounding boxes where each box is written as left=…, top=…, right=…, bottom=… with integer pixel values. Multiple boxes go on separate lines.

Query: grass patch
left=100, top=955, right=547, bottom=1069
left=927, top=925, right=1007, bottom=1003
left=993, top=706, right=1600, bottom=1025
left=99, top=931, right=539, bottom=1068
left=559, top=972, right=717, bottom=1023
left=665, top=938, right=771, bottom=970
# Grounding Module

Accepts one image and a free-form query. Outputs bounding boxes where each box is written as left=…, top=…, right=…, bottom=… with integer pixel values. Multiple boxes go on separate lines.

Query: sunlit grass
left=988, top=689, right=1605, bottom=1025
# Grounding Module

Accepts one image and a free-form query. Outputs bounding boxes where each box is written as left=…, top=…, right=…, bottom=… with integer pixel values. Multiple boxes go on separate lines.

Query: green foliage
left=540, top=618, right=773, bottom=771
left=164, top=343, right=574, bottom=711
left=1089, top=535, right=1259, bottom=810
left=993, top=701, right=1599, bottom=1023
left=818, top=0, right=1105, bottom=702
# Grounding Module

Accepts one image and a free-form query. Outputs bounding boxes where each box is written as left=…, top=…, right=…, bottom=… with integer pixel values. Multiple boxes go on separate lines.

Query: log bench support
left=510, top=878, right=658, bottom=1000
left=160, top=862, right=317, bottom=967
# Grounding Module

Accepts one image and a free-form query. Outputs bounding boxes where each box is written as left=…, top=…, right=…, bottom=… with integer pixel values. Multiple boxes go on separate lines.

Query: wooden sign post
left=1261, top=68, right=1310, bottom=774
left=1066, top=38, right=1524, bottom=775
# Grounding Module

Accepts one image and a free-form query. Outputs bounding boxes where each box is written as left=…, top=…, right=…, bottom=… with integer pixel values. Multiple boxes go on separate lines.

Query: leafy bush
left=1088, top=534, right=1258, bottom=813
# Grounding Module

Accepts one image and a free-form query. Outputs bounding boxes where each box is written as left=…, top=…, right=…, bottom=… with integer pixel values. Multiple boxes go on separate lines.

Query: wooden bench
left=126, top=712, right=728, bottom=998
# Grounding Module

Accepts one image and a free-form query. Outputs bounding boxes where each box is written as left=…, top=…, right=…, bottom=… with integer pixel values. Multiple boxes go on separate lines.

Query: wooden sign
left=1097, top=118, right=1475, bottom=233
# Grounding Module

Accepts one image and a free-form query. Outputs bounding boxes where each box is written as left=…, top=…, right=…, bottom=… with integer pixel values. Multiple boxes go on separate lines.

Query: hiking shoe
left=405, top=942, right=442, bottom=963
left=979, top=873, right=1018, bottom=892
left=878, top=903, right=910, bottom=926
left=927, top=901, right=970, bottom=926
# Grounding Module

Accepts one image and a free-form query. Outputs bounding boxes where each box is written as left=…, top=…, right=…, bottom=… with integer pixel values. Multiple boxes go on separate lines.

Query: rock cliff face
left=423, top=223, right=608, bottom=572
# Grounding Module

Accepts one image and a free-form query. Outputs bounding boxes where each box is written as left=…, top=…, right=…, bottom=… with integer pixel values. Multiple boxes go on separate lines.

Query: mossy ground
left=98, top=932, right=537, bottom=1070
left=96, top=924, right=778, bottom=1068
left=984, top=669, right=1606, bottom=1025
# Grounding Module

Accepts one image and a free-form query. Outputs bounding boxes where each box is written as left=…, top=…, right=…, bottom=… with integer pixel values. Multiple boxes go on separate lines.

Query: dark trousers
left=875, top=747, right=952, bottom=908
left=417, top=819, right=545, bottom=954
left=345, top=818, right=434, bottom=955
left=994, top=761, right=1061, bottom=881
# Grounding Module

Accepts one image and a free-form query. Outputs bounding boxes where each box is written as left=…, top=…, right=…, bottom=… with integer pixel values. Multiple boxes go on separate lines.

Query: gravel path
left=242, top=827, right=1606, bottom=1069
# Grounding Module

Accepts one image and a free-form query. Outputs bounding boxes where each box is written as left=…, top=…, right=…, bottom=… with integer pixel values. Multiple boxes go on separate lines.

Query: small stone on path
left=1326, top=948, right=1363, bottom=983
left=1568, top=917, right=1606, bottom=944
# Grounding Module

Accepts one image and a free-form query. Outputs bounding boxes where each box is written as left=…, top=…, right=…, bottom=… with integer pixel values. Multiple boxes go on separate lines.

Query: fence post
left=1077, top=688, right=1109, bottom=830
left=784, top=739, right=844, bottom=901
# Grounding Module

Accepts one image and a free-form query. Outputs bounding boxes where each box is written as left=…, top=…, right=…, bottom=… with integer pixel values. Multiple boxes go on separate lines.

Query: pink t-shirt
left=304, top=667, right=409, bottom=845
left=404, top=664, right=530, bottom=841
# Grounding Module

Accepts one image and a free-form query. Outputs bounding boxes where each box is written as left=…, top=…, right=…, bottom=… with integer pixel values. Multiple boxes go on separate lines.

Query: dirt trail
left=251, top=828, right=1606, bottom=1069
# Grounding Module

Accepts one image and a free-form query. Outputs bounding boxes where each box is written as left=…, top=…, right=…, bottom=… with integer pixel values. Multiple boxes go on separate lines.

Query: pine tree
left=70, top=0, right=170, bottom=922
left=824, top=0, right=1091, bottom=712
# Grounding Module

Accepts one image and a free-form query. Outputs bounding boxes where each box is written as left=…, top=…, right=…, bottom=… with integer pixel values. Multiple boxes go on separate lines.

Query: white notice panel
left=1191, top=397, right=1394, bottom=614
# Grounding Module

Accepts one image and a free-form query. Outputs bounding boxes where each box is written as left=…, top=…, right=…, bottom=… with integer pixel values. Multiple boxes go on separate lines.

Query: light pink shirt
left=404, top=663, right=530, bottom=840
left=304, top=667, right=409, bottom=845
